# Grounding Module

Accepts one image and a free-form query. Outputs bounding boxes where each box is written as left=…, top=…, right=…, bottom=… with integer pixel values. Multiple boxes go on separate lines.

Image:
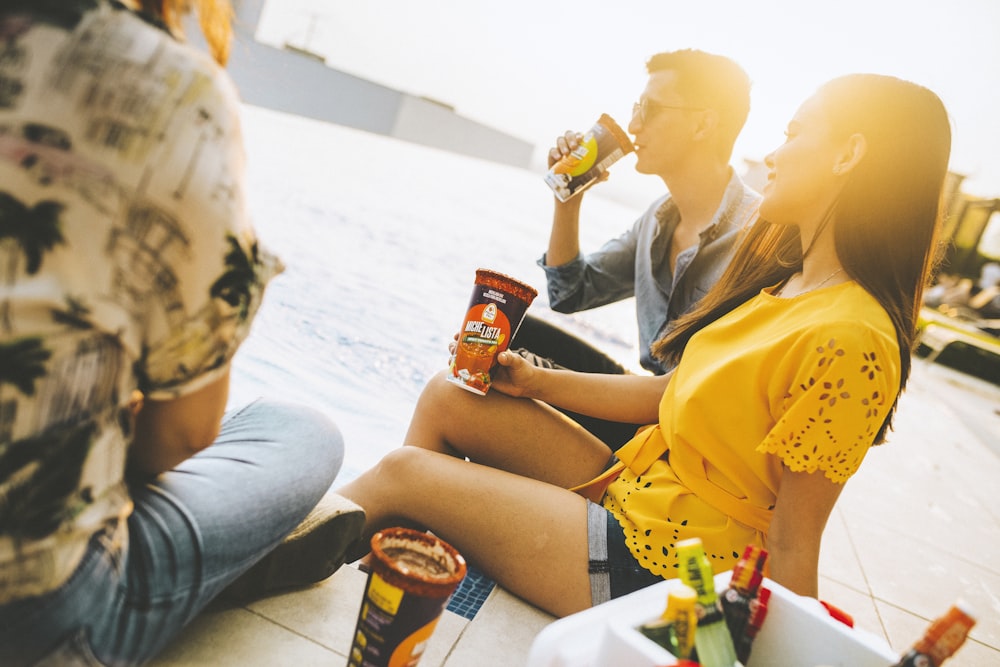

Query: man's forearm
left=545, top=197, right=584, bottom=266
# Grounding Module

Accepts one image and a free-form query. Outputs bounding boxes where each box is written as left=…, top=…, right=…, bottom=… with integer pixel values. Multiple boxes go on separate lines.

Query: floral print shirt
left=0, top=0, right=279, bottom=602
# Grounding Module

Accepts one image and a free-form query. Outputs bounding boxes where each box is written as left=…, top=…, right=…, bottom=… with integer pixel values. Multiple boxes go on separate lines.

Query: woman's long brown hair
left=142, top=0, right=233, bottom=65
left=652, top=74, right=952, bottom=445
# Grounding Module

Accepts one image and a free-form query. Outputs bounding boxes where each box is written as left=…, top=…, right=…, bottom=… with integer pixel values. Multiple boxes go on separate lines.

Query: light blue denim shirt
left=538, top=170, right=761, bottom=374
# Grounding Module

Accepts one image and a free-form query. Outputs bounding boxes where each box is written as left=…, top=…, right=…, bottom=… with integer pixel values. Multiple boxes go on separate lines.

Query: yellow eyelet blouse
left=601, top=281, right=900, bottom=577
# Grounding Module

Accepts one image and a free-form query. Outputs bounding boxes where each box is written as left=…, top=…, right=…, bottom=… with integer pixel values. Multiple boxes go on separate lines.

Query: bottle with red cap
left=720, top=544, right=769, bottom=664
left=891, top=601, right=977, bottom=666
left=733, top=585, right=770, bottom=665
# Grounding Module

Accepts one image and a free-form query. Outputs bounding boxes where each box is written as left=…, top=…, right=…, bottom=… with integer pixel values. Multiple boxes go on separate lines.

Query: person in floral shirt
left=0, top=2, right=362, bottom=664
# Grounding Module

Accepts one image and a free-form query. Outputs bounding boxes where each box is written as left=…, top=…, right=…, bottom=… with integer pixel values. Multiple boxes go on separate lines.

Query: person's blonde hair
left=143, top=0, right=233, bottom=65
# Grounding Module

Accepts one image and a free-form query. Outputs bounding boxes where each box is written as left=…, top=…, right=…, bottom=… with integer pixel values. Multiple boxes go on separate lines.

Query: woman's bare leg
left=337, top=446, right=593, bottom=617
left=404, top=370, right=612, bottom=489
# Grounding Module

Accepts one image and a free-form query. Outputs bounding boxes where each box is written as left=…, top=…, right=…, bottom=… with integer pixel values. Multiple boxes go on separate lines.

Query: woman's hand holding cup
left=488, top=350, right=539, bottom=398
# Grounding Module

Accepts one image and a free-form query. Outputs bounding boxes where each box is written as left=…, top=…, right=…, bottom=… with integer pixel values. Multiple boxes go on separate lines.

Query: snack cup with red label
left=448, top=269, right=537, bottom=395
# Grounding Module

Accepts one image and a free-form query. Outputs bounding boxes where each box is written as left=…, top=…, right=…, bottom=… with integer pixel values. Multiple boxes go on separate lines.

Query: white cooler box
left=527, top=572, right=898, bottom=667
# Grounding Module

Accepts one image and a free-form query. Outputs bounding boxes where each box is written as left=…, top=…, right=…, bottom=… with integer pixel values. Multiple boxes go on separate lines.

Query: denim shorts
left=586, top=501, right=665, bottom=605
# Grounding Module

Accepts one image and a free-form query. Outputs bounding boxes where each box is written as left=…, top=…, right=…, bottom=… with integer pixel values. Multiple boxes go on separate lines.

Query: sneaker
left=222, top=492, right=366, bottom=602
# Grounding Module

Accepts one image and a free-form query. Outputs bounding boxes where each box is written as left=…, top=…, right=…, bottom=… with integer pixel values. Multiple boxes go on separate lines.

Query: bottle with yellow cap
left=664, top=584, right=698, bottom=660
left=638, top=583, right=698, bottom=659
left=676, top=537, right=739, bottom=667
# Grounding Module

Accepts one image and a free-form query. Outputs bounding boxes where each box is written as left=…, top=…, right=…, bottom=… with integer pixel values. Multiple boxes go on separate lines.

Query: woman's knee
left=368, top=446, right=445, bottom=491
left=408, top=372, right=473, bottom=435
left=416, top=370, right=504, bottom=419
left=379, top=445, right=425, bottom=472
left=416, top=371, right=455, bottom=408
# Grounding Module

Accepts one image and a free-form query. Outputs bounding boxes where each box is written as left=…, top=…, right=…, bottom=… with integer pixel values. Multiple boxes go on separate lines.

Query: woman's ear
left=833, top=133, right=867, bottom=176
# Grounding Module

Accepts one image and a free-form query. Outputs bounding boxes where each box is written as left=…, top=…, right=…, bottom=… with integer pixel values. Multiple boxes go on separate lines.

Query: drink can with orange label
left=544, top=114, right=634, bottom=202
left=348, top=528, right=467, bottom=667
left=448, top=269, right=537, bottom=395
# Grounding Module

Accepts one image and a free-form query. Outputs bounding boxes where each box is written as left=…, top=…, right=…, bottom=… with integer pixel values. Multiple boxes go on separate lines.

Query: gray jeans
left=0, top=398, right=345, bottom=667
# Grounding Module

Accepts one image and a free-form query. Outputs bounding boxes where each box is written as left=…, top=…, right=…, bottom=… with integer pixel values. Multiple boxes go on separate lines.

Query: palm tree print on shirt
left=0, top=336, right=51, bottom=440
left=0, top=188, right=82, bottom=540
left=2, top=0, right=99, bottom=32
left=0, top=191, right=66, bottom=331
left=0, top=420, right=96, bottom=539
left=0, top=337, right=50, bottom=397
left=211, top=234, right=263, bottom=321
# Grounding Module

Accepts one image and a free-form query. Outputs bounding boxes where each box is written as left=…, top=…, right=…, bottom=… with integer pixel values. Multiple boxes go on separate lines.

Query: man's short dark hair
left=646, top=49, right=752, bottom=156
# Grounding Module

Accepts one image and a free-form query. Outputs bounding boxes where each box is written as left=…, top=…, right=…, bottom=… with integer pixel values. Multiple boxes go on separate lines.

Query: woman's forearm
left=530, top=367, right=670, bottom=425
left=765, top=467, right=844, bottom=598
left=765, top=541, right=820, bottom=598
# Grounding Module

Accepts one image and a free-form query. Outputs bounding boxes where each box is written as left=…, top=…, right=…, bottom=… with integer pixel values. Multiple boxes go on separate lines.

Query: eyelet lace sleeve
left=756, top=322, right=900, bottom=483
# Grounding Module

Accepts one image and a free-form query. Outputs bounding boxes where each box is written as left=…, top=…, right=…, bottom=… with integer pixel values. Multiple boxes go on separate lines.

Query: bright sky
left=256, top=0, right=1000, bottom=197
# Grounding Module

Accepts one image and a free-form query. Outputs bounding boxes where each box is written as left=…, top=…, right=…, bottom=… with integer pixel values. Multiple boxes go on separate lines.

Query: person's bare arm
left=766, top=466, right=845, bottom=597
left=128, top=371, right=231, bottom=476
left=492, top=350, right=669, bottom=425
left=546, top=196, right=584, bottom=266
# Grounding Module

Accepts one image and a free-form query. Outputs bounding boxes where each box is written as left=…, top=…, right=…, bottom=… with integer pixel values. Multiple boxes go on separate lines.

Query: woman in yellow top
left=339, top=73, right=952, bottom=617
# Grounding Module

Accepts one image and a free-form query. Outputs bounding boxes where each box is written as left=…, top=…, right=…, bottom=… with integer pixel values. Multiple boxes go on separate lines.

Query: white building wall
left=225, top=39, right=402, bottom=136
left=392, top=95, right=535, bottom=168
left=192, top=0, right=534, bottom=168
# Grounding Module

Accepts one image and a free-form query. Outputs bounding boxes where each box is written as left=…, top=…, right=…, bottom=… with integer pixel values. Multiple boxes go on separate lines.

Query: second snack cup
left=448, top=269, right=537, bottom=395
left=348, top=528, right=467, bottom=667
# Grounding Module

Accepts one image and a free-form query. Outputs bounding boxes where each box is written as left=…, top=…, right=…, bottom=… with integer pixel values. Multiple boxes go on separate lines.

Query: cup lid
left=474, top=269, right=538, bottom=302
left=369, top=527, right=468, bottom=596
left=596, top=114, right=635, bottom=154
